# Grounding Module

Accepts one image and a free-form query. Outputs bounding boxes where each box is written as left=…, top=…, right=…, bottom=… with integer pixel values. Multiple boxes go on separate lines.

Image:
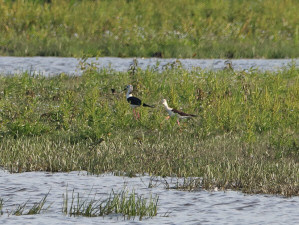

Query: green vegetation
left=1, top=188, right=157, bottom=220
left=63, top=189, right=158, bottom=220
left=0, top=198, right=3, bottom=216
left=1, top=0, right=299, bottom=58
left=0, top=61, right=298, bottom=196
left=8, top=192, right=50, bottom=216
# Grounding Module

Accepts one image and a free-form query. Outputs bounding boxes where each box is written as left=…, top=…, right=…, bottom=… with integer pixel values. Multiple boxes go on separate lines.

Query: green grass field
left=0, top=61, right=298, bottom=196
left=1, top=0, right=299, bottom=58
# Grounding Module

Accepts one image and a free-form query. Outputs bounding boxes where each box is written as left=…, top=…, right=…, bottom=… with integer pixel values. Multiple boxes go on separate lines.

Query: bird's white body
left=162, top=99, right=196, bottom=119
left=126, top=85, right=134, bottom=99
left=161, top=100, right=177, bottom=117
left=125, top=85, right=138, bottom=108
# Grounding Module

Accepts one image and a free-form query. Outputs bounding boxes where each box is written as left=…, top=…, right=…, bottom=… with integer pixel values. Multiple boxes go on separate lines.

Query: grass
left=0, top=198, right=3, bottom=216
left=0, top=60, right=298, bottom=196
left=62, top=188, right=158, bottom=220
left=1, top=188, right=157, bottom=220
left=0, top=0, right=299, bottom=58
left=8, top=192, right=50, bottom=216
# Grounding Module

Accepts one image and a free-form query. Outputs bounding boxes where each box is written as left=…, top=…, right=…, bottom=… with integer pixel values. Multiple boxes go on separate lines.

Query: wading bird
left=125, top=84, right=154, bottom=119
left=162, top=99, right=197, bottom=125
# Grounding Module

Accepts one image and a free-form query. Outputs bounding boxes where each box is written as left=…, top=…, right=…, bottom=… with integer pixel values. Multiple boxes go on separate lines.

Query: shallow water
left=0, top=170, right=298, bottom=224
left=0, top=57, right=298, bottom=76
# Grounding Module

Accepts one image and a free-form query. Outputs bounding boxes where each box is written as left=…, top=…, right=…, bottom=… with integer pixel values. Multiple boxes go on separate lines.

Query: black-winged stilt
left=125, top=84, right=154, bottom=119
left=162, top=99, right=196, bottom=125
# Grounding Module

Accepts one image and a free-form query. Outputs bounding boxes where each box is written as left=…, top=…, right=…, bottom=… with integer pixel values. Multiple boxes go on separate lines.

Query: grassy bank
left=1, top=0, right=299, bottom=58
left=0, top=61, right=298, bottom=196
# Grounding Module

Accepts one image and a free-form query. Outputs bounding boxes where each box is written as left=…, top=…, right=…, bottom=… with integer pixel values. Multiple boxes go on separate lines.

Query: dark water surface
left=0, top=170, right=298, bottom=224
left=0, top=57, right=298, bottom=76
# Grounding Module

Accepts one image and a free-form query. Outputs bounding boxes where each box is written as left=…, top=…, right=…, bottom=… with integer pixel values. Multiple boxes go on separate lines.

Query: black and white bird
left=125, top=84, right=154, bottom=118
left=162, top=99, right=197, bottom=125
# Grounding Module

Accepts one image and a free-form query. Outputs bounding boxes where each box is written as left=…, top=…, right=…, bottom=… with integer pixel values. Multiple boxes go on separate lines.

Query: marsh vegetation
left=0, top=61, right=298, bottom=196
left=63, top=189, right=158, bottom=220
left=1, top=0, right=299, bottom=58
left=0, top=188, right=157, bottom=220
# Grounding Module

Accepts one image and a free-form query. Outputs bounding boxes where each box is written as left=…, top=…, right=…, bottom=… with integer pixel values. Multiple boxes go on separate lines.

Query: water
left=0, top=57, right=298, bottom=76
left=1, top=170, right=298, bottom=224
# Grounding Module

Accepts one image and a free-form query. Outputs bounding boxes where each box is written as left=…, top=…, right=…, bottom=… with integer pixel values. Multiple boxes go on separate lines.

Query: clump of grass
left=27, top=192, right=51, bottom=215
left=10, top=202, right=27, bottom=216
left=9, top=192, right=51, bottom=216
left=62, top=188, right=158, bottom=220
left=0, top=198, right=3, bottom=216
left=0, top=63, right=298, bottom=196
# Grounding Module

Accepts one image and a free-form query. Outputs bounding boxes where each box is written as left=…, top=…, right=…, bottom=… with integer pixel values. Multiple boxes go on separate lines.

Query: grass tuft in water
left=0, top=198, right=3, bottom=216
left=9, top=192, right=51, bottom=216
left=11, top=202, right=28, bottom=216
left=62, top=188, right=158, bottom=220
left=27, top=191, right=51, bottom=215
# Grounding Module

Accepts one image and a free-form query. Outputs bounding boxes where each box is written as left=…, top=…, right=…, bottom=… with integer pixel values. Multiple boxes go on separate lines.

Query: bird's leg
left=133, top=109, right=137, bottom=120
left=177, top=119, right=180, bottom=126
left=137, top=111, right=140, bottom=119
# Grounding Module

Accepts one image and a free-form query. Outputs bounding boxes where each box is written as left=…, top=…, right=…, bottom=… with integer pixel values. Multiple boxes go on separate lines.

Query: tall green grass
left=0, top=0, right=299, bottom=58
left=0, top=62, right=298, bottom=196
left=62, top=188, right=158, bottom=220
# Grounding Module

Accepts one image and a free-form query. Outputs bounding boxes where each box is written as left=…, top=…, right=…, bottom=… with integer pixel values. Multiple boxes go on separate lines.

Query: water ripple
left=0, top=57, right=298, bottom=76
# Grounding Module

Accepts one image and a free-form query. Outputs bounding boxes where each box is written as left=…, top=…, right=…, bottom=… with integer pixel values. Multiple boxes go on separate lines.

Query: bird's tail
left=142, top=103, right=155, bottom=108
left=186, top=114, right=197, bottom=118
